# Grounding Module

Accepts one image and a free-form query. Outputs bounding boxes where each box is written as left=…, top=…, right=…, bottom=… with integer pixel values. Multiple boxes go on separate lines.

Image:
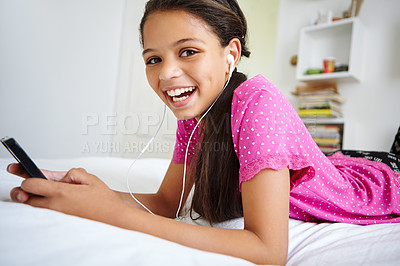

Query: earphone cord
left=126, top=104, right=166, bottom=216
left=126, top=71, right=233, bottom=218
left=175, top=71, right=233, bottom=219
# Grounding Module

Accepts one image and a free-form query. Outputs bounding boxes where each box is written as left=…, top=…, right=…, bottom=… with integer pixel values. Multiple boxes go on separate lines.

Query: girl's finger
left=7, top=163, right=66, bottom=182
left=10, top=187, right=30, bottom=202
left=20, top=178, right=59, bottom=198
left=61, top=168, right=99, bottom=185
left=25, top=195, right=51, bottom=210
left=21, top=169, right=99, bottom=198
left=6, top=163, right=31, bottom=179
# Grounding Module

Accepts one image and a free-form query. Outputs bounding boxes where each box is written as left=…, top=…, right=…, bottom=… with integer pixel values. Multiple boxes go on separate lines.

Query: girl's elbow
left=255, top=245, right=288, bottom=265
left=272, top=253, right=288, bottom=266
left=255, top=255, right=287, bottom=266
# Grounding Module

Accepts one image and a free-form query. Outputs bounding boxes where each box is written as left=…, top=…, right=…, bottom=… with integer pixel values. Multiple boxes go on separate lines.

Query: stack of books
left=305, top=123, right=343, bottom=154
left=292, top=83, right=345, bottom=118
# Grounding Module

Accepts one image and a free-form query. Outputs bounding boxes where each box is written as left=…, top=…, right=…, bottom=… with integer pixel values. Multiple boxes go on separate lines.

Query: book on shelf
left=297, top=94, right=346, bottom=104
left=307, top=124, right=341, bottom=138
left=312, top=137, right=340, bottom=145
left=292, top=82, right=345, bottom=119
left=298, top=108, right=342, bottom=118
left=291, top=82, right=338, bottom=96
left=305, top=124, right=343, bottom=154
left=299, top=100, right=342, bottom=112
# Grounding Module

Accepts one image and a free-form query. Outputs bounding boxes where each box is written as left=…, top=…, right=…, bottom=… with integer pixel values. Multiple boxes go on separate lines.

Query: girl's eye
left=146, top=57, right=161, bottom=65
left=181, top=50, right=197, bottom=57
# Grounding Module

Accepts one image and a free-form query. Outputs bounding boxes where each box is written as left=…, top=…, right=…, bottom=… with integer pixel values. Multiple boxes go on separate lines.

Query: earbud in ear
left=227, top=54, right=235, bottom=75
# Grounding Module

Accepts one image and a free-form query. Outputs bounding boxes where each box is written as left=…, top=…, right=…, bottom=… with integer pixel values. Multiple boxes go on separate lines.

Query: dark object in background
left=334, top=64, right=349, bottom=72
left=391, top=126, right=400, bottom=155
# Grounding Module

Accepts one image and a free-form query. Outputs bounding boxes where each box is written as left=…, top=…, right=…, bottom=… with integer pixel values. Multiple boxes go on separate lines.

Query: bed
left=1, top=156, right=399, bottom=265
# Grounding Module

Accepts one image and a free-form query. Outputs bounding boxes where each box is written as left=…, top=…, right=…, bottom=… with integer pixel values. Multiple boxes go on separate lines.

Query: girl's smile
left=142, top=10, right=230, bottom=120
left=164, top=85, right=197, bottom=106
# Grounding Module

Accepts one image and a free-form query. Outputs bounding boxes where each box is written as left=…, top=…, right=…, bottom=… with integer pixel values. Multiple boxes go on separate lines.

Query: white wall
left=0, top=0, right=125, bottom=158
left=0, top=0, right=279, bottom=160
left=274, top=0, right=400, bottom=151
left=237, top=0, right=279, bottom=80
left=2, top=0, right=397, bottom=160
left=111, top=0, right=175, bottom=159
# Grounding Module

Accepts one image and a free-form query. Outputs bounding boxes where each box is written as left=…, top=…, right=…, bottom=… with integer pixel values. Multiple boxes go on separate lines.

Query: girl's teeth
left=166, top=86, right=195, bottom=97
left=172, top=95, right=189, bottom=102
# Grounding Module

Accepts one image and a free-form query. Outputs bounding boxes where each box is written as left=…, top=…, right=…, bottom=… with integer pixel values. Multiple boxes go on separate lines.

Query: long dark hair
left=140, top=0, right=251, bottom=223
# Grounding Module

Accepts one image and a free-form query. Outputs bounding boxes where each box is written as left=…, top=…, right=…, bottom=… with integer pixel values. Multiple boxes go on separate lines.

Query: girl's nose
left=159, top=59, right=183, bottom=80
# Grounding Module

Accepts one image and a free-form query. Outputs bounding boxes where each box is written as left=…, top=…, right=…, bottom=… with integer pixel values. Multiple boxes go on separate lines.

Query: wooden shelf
left=303, top=120, right=345, bottom=154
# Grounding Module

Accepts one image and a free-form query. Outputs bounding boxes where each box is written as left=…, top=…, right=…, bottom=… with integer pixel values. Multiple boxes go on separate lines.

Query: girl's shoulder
left=233, top=74, right=280, bottom=100
left=232, top=74, right=288, bottom=113
left=234, top=75, right=279, bottom=95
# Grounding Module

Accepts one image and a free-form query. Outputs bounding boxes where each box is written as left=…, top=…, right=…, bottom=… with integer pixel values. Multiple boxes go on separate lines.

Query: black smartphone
left=1, top=137, right=47, bottom=179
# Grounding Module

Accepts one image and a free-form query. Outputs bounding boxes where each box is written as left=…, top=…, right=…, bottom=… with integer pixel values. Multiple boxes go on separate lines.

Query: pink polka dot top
left=173, top=75, right=400, bottom=224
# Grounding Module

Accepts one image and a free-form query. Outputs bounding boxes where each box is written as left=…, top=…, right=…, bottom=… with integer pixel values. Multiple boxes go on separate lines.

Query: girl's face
left=142, top=10, right=230, bottom=120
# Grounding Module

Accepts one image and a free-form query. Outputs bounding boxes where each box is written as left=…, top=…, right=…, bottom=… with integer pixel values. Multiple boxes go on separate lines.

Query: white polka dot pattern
left=231, top=75, right=317, bottom=189
left=172, top=75, right=400, bottom=224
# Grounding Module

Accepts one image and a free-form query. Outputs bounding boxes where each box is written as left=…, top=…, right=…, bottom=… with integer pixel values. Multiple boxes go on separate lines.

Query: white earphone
left=227, top=54, right=235, bottom=77
left=127, top=53, right=237, bottom=219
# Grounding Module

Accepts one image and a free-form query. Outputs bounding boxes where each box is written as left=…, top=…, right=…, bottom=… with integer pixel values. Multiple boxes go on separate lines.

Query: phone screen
left=1, top=137, right=47, bottom=179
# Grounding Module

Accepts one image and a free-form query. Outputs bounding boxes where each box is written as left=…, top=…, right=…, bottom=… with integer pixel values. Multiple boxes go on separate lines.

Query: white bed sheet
left=0, top=157, right=399, bottom=265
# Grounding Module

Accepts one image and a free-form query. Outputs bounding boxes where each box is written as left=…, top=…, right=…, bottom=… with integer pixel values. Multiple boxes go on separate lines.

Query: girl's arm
left=10, top=165, right=290, bottom=265
left=8, top=161, right=191, bottom=219
left=116, top=167, right=290, bottom=265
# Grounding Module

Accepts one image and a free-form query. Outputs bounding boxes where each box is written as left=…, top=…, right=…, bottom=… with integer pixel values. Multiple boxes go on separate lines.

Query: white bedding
left=1, top=157, right=399, bottom=265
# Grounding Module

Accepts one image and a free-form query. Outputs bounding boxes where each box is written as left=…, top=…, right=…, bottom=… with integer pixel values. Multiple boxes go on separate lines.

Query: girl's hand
left=8, top=163, right=68, bottom=203
left=7, top=163, right=67, bottom=181
left=8, top=164, right=126, bottom=223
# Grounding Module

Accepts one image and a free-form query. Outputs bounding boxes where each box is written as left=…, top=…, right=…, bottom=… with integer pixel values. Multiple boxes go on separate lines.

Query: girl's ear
left=225, top=38, right=242, bottom=74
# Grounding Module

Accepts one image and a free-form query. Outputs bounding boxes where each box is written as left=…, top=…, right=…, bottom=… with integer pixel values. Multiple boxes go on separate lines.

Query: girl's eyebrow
left=142, top=38, right=205, bottom=57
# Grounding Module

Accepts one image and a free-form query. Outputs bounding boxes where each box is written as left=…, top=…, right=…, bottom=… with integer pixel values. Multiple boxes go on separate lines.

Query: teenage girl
left=8, top=0, right=400, bottom=265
